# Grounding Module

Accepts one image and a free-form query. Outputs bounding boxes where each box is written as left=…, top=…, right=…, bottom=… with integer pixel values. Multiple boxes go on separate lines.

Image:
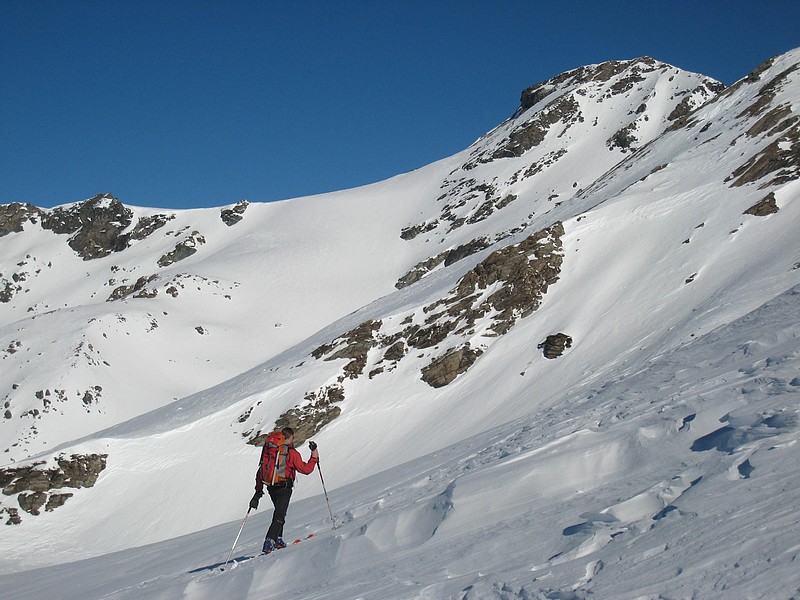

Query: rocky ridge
left=395, top=58, right=723, bottom=289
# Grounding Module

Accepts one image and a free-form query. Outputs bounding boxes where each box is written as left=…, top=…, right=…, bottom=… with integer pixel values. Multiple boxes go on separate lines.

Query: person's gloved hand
left=308, top=441, right=317, bottom=451
left=249, top=489, right=263, bottom=510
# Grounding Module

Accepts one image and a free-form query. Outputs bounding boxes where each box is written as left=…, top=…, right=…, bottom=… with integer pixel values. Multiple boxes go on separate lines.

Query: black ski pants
left=265, top=483, right=293, bottom=542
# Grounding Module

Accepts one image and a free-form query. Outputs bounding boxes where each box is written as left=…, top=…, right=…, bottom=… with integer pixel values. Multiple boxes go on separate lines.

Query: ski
left=191, top=533, right=318, bottom=574
left=264, top=533, right=315, bottom=555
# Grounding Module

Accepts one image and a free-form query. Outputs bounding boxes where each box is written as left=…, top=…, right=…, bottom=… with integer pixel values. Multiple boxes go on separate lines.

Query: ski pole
left=223, top=508, right=251, bottom=569
left=316, top=461, right=337, bottom=529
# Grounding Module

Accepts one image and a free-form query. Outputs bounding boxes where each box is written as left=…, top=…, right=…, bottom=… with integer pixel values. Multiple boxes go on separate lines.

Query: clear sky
left=1, top=1, right=798, bottom=210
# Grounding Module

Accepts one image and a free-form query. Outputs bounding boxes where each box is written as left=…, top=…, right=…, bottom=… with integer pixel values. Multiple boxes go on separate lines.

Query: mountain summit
left=1, top=49, right=799, bottom=598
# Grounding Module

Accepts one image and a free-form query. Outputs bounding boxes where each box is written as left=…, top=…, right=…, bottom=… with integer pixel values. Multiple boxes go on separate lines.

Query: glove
left=308, top=441, right=317, bottom=451
left=249, top=489, right=263, bottom=510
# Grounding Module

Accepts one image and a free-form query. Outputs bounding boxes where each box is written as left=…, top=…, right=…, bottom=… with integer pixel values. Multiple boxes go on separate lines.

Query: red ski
left=291, top=533, right=315, bottom=545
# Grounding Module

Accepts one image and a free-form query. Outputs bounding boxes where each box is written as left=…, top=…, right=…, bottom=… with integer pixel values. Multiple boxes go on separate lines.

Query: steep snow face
left=0, top=49, right=799, bottom=599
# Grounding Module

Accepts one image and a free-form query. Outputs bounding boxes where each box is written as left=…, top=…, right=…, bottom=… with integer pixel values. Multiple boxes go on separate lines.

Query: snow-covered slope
left=0, top=55, right=725, bottom=463
left=1, top=50, right=799, bottom=598
left=4, top=283, right=799, bottom=599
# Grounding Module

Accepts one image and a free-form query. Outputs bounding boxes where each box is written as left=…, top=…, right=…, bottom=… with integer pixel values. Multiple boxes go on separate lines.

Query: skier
left=249, top=427, right=319, bottom=553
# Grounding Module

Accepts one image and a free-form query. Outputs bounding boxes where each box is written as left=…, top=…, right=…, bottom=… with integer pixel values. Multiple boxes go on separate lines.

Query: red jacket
left=285, top=447, right=318, bottom=479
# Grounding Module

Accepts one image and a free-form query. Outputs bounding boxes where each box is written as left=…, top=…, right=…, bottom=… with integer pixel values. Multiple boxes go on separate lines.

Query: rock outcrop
left=0, top=203, right=40, bottom=237
left=420, top=343, right=482, bottom=388
left=157, top=232, right=206, bottom=267
left=744, top=192, right=780, bottom=216
left=0, top=195, right=177, bottom=261
left=220, top=200, right=249, bottom=226
left=1, top=454, right=108, bottom=523
left=538, top=333, right=573, bottom=359
left=39, top=194, right=134, bottom=260
left=326, top=221, right=563, bottom=362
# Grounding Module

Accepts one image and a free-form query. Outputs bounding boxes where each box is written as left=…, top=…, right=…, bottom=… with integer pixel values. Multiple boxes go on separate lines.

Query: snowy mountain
left=1, top=50, right=799, bottom=599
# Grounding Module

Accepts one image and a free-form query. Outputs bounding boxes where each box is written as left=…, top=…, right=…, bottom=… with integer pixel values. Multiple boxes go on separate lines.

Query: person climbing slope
left=249, top=426, right=319, bottom=553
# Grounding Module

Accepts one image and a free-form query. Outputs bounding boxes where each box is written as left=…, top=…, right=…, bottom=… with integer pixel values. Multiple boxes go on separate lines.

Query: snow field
left=6, top=282, right=796, bottom=598
left=1, top=50, right=799, bottom=598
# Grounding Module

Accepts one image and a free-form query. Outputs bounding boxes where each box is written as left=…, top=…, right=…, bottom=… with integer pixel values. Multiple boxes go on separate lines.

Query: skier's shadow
left=188, top=555, right=255, bottom=573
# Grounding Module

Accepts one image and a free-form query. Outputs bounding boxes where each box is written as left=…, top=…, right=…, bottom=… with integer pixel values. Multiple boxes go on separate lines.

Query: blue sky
left=1, top=1, right=798, bottom=210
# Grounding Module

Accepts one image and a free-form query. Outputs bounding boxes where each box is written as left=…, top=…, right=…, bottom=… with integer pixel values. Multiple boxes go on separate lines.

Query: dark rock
left=421, top=344, right=482, bottom=388
left=0, top=279, right=19, bottom=303
left=538, top=333, right=573, bottom=359
left=45, top=493, right=73, bottom=511
left=0, top=203, right=41, bottom=237
left=519, top=149, right=568, bottom=181
left=273, top=405, right=342, bottom=447
left=520, top=83, right=556, bottom=111
left=313, top=320, right=382, bottom=379
left=128, top=213, right=175, bottom=241
left=158, top=232, right=206, bottom=267
left=395, top=252, right=448, bottom=289
left=40, top=194, right=134, bottom=260
left=400, top=220, right=439, bottom=241
left=383, top=340, right=406, bottom=362
left=1, top=453, right=108, bottom=524
left=743, top=56, right=777, bottom=84
left=408, top=320, right=459, bottom=350
left=246, top=432, right=269, bottom=447
left=396, top=236, right=493, bottom=290
left=746, top=105, right=793, bottom=138
left=493, top=95, right=582, bottom=160
left=56, top=454, right=107, bottom=488
left=266, top=384, right=346, bottom=446
left=18, top=491, right=47, bottom=515
left=608, top=124, right=638, bottom=152
left=2, top=465, right=52, bottom=495
left=519, top=58, right=656, bottom=112
left=737, top=63, right=799, bottom=121
left=457, top=222, right=565, bottom=335
left=307, top=223, right=564, bottom=434
left=3, top=507, right=21, bottom=525
left=221, top=200, right=249, bottom=226
left=728, top=122, right=799, bottom=187
left=667, top=94, right=697, bottom=122
left=107, top=274, right=159, bottom=301
left=0, top=469, right=17, bottom=493
left=744, top=192, right=780, bottom=216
